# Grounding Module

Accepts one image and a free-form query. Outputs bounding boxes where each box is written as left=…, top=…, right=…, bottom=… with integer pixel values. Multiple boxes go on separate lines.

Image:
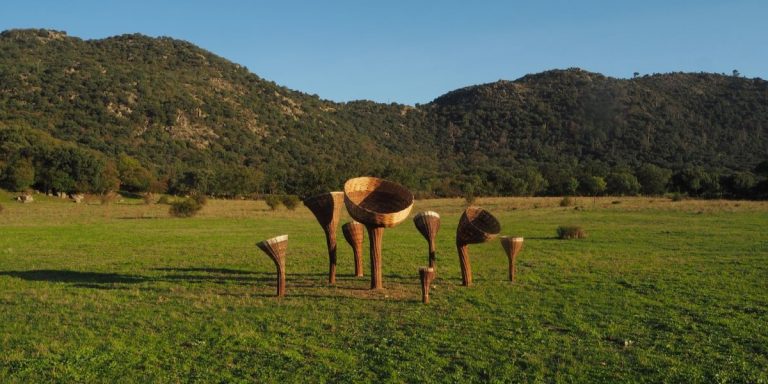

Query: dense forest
left=1, top=29, right=766, bottom=199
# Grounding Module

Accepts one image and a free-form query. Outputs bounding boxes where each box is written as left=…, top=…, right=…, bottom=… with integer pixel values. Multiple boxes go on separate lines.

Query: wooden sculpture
left=256, top=235, right=288, bottom=297
left=455, top=207, right=501, bottom=286
left=500, top=236, right=524, bottom=282
left=341, top=221, right=365, bottom=277
left=413, top=211, right=441, bottom=270
left=343, top=177, right=414, bottom=290
left=419, top=267, right=436, bottom=304
left=303, top=191, right=344, bottom=285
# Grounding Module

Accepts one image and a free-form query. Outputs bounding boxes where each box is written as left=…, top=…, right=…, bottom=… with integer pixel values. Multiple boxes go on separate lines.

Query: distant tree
left=606, top=172, right=640, bottom=195
left=726, top=171, right=756, bottom=197
left=117, top=154, right=152, bottom=192
left=636, top=164, right=672, bottom=195
left=2, top=157, right=35, bottom=191
left=633, top=72, right=640, bottom=78
left=579, top=175, right=607, bottom=196
left=732, top=69, right=740, bottom=77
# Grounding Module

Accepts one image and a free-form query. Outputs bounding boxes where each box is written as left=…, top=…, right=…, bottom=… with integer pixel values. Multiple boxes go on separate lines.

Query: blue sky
left=2, top=0, right=766, bottom=104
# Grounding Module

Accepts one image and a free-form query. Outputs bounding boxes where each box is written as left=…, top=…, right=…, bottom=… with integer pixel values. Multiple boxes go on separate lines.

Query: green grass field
left=1, top=191, right=767, bottom=383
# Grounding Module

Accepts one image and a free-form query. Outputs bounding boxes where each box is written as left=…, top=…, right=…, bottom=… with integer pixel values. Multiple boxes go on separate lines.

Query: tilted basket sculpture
left=343, top=177, right=414, bottom=289
left=256, top=235, right=288, bottom=297
left=413, top=211, right=441, bottom=271
left=303, top=192, right=344, bottom=285
left=342, top=221, right=365, bottom=277
left=455, top=207, right=501, bottom=286
left=500, top=236, right=524, bottom=282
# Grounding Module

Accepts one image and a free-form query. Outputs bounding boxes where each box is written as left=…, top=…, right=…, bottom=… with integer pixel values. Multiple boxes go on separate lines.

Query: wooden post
left=367, top=226, right=384, bottom=290
left=455, top=207, right=500, bottom=287
left=342, top=221, right=365, bottom=277
left=457, top=244, right=472, bottom=286
left=414, top=211, right=441, bottom=272
left=419, top=267, right=436, bottom=304
left=303, top=192, right=344, bottom=285
left=500, top=236, right=524, bottom=282
left=256, top=235, right=288, bottom=297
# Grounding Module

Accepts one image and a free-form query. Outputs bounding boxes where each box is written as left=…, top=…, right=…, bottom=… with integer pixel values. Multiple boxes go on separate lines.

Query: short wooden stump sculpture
left=341, top=221, right=365, bottom=277
left=413, top=211, right=441, bottom=271
left=500, top=236, right=524, bottom=282
left=256, top=235, right=288, bottom=297
left=343, top=177, right=414, bottom=290
left=456, top=207, right=501, bottom=286
left=419, top=267, right=436, bottom=304
left=303, top=192, right=344, bottom=285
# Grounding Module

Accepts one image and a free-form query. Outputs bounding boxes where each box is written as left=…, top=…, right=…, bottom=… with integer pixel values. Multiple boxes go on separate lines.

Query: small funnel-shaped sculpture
left=414, top=211, right=441, bottom=270
left=256, top=235, right=288, bottom=297
left=342, top=221, right=365, bottom=277
left=500, top=236, right=524, bottom=282
left=419, top=267, right=436, bottom=304
left=303, top=191, right=344, bottom=285
left=456, top=207, right=501, bottom=286
left=344, top=177, right=414, bottom=290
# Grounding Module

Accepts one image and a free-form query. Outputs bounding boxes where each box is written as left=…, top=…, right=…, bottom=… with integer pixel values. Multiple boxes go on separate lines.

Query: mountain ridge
left=1, top=29, right=766, bottom=198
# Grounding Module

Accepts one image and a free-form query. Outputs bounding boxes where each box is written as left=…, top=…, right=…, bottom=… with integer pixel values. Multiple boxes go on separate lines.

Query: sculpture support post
left=368, top=226, right=384, bottom=290
left=414, top=211, right=441, bottom=273
left=342, top=221, right=365, bottom=277
left=324, top=228, right=337, bottom=285
left=457, top=244, right=472, bottom=286
left=419, top=267, right=435, bottom=304
left=501, top=237, right=524, bottom=282
left=256, top=235, right=288, bottom=297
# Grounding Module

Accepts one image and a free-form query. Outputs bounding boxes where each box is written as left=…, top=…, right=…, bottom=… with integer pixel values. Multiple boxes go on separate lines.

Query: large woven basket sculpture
left=256, top=235, right=288, bottom=297
left=303, top=191, right=345, bottom=285
left=500, top=236, right=524, bottom=282
left=413, top=211, right=441, bottom=270
left=342, top=221, right=365, bottom=277
left=344, top=177, right=414, bottom=289
left=455, top=207, right=501, bottom=286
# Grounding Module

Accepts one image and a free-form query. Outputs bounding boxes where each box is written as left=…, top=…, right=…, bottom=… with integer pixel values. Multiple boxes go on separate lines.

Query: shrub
left=157, top=195, right=172, bottom=205
left=169, top=198, right=202, bottom=217
left=191, top=192, right=208, bottom=206
left=559, top=196, right=573, bottom=207
left=0, top=203, right=4, bottom=214
left=281, top=195, right=300, bottom=210
left=264, top=195, right=281, bottom=210
left=142, top=192, right=155, bottom=205
left=557, top=225, right=587, bottom=239
left=100, top=191, right=119, bottom=205
left=670, top=192, right=684, bottom=202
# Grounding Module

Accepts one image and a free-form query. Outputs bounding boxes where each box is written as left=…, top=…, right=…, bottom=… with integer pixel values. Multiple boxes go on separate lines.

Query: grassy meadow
left=1, top=190, right=767, bottom=383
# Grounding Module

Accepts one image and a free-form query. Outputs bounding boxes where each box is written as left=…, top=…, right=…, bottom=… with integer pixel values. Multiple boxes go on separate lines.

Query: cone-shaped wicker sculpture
left=419, top=267, right=436, bottom=304
left=500, top=236, right=524, bottom=282
left=256, top=235, right=288, bottom=297
left=303, top=191, right=344, bottom=285
left=456, top=207, right=501, bottom=286
left=343, top=177, right=414, bottom=290
left=342, top=221, right=365, bottom=277
left=413, top=211, right=441, bottom=271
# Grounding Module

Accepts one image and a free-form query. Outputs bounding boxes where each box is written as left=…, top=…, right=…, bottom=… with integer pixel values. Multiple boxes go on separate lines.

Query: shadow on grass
left=0, top=270, right=145, bottom=284
left=153, top=267, right=260, bottom=275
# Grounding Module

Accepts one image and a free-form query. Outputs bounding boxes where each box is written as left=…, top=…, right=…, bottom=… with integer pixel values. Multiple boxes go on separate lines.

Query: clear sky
left=2, top=0, right=766, bottom=105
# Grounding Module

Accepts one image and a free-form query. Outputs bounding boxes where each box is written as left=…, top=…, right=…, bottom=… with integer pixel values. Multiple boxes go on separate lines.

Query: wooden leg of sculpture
left=324, top=228, right=337, bottom=285
left=353, top=246, right=364, bottom=277
left=276, top=257, right=285, bottom=297
left=457, top=243, right=472, bottom=286
left=419, top=267, right=435, bottom=304
left=257, top=237, right=287, bottom=297
left=428, top=243, right=437, bottom=270
left=367, top=226, right=384, bottom=290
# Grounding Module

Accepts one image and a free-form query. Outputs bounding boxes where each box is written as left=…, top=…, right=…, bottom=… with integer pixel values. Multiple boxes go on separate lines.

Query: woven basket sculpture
left=342, top=221, right=365, bottom=277
left=455, top=207, right=501, bottom=286
left=413, top=211, right=441, bottom=270
left=343, top=177, right=414, bottom=289
left=256, top=235, right=288, bottom=297
left=303, top=191, right=345, bottom=285
left=500, top=236, right=524, bottom=282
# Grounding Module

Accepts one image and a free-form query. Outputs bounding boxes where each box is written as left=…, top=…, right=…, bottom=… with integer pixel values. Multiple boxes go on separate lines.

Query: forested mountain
left=1, top=29, right=766, bottom=198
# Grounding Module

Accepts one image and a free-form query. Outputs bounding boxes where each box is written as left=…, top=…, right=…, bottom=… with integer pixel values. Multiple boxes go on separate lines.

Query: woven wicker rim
left=343, top=176, right=414, bottom=227
left=464, top=207, right=500, bottom=235
left=261, top=234, right=288, bottom=245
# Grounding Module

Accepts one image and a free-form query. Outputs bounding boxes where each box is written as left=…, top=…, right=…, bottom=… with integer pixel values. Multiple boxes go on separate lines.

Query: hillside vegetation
left=1, top=29, right=767, bottom=198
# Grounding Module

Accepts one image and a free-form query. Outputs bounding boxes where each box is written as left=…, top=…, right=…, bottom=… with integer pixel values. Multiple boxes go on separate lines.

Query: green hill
left=1, top=29, right=766, bottom=198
